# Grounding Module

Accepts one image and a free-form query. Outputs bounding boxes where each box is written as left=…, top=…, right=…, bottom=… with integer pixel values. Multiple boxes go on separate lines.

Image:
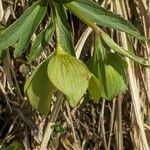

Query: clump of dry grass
left=0, top=0, right=150, bottom=149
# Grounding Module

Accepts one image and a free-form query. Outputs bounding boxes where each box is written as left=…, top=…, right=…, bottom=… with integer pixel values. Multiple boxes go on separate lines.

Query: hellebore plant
left=0, top=0, right=149, bottom=115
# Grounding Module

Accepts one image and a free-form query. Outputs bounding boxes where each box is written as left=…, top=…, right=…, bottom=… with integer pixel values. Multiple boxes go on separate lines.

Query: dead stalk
left=100, top=99, right=108, bottom=150
left=108, top=99, right=116, bottom=150
left=40, top=92, right=64, bottom=150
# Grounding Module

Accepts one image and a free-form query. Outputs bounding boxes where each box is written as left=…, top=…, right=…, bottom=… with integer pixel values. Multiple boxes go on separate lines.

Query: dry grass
left=0, top=0, right=150, bottom=149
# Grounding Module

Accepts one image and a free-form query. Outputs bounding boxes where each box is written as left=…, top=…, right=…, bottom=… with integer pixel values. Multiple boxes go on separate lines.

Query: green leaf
left=65, top=0, right=148, bottom=40
left=94, top=32, right=107, bottom=62
left=24, top=55, right=55, bottom=115
left=0, top=0, right=47, bottom=57
left=88, top=75, right=101, bottom=103
left=101, top=31, right=150, bottom=66
left=88, top=33, right=127, bottom=100
left=54, top=3, right=75, bottom=55
left=54, top=0, right=74, bottom=4
left=1, top=141, right=24, bottom=150
left=0, top=23, right=5, bottom=32
left=102, top=61, right=126, bottom=99
left=88, top=53, right=127, bottom=100
left=28, top=21, right=55, bottom=63
left=47, top=49, right=91, bottom=107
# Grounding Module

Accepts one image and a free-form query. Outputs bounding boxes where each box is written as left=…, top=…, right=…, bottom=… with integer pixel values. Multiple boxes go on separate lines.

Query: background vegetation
left=0, top=0, right=150, bottom=149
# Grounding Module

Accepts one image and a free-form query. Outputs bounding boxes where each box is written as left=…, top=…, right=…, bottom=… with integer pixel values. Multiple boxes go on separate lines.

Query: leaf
left=94, top=32, right=107, bottom=62
left=54, top=3, right=75, bottom=55
left=0, top=23, right=5, bottom=32
left=28, top=21, right=55, bottom=63
left=0, top=0, right=47, bottom=57
left=88, top=34, right=127, bottom=100
left=102, top=62, right=126, bottom=100
left=101, top=31, right=150, bottom=66
left=47, top=49, right=91, bottom=107
left=1, top=141, right=24, bottom=150
left=88, top=75, right=101, bottom=103
left=88, top=53, right=127, bottom=100
left=24, top=55, right=55, bottom=115
left=65, top=0, right=148, bottom=40
left=54, top=0, right=74, bottom=4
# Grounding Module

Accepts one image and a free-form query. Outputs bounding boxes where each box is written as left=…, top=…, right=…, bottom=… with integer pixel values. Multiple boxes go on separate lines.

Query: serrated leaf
left=47, top=49, right=91, bottom=107
left=65, top=0, right=148, bottom=40
left=54, top=3, right=75, bottom=55
left=0, top=0, right=47, bottom=57
left=24, top=56, right=55, bottom=115
left=88, top=75, right=101, bottom=103
left=101, top=31, right=150, bottom=66
left=28, top=21, right=55, bottom=63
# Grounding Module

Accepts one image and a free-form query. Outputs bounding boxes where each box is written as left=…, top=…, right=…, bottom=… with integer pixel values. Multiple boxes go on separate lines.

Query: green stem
left=65, top=2, right=99, bottom=31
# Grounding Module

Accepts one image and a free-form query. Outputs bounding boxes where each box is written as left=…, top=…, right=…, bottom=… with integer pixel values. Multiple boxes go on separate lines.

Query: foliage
left=0, top=0, right=47, bottom=57
left=0, top=0, right=149, bottom=115
left=1, top=141, right=24, bottom=150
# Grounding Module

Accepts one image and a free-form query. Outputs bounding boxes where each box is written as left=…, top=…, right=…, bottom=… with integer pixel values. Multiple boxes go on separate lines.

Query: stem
left=40, top=92, right=64, bottom=150
left=116, top=94, right=123, bottom=150
left=100, top=99, right=108, bottom=150
left=108, top=99, right=116, bottom=150
left=65, top=3, right=98, bottom=31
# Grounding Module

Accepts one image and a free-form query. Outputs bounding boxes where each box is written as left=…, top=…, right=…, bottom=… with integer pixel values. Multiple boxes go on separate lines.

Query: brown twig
left=40, top=92, right=64, bottom=150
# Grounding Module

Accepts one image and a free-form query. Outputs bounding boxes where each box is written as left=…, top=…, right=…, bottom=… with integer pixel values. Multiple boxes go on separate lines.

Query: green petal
left=47, top=50, right=91, bottom=107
